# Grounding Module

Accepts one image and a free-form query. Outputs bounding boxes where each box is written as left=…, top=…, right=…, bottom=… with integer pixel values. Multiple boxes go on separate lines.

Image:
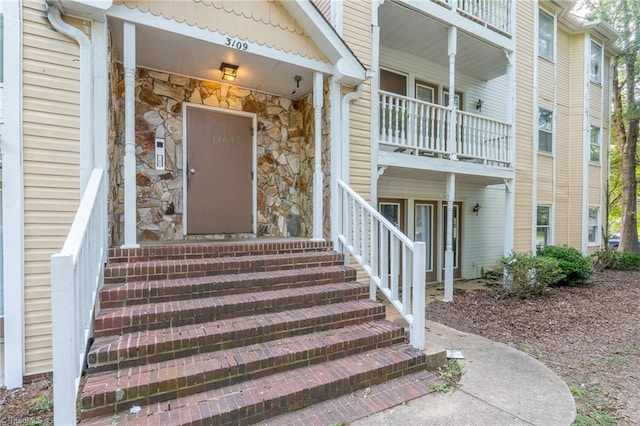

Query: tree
left=586, top=0, right=640, bottom=252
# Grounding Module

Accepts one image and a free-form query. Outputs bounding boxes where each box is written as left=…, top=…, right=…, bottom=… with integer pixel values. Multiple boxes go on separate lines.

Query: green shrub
left=500, top=252, right=562, bottom=298
left=612, top=251, right=640, bottom=270
left=537, top=245, right=593, bottom=286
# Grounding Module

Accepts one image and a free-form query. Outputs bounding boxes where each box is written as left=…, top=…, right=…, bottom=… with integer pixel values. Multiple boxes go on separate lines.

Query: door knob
left=189, top=168, right=196, bottom=174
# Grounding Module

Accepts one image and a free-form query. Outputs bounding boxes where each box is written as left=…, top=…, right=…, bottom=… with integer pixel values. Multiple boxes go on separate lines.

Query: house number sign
left=225, top=37, right=249, bottom=51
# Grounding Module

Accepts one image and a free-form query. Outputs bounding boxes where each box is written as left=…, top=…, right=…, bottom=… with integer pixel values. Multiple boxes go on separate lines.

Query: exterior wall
left=513, top=0, right=536, bottom=252
left=378, top=176, right=506, bottom=278
left=22, top=0, right=81, bottom=374
left=312, top=0, right=332, bottom=22
left=112, top=0, right=327, bottom=63
left=555, top=27, right=572, bottom=245
left=108, top=41, right=123, bottom=246
left=111, top=66, right=321, bottom=244
left=342, top=1, right=372, bottom=198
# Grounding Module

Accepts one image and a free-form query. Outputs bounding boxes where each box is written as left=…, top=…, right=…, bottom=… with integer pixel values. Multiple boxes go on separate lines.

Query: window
left=537, top=205, right=551, bottom=247
left=379, top=69, right=407, bottom=96
left=590, top=41, right=602, bottom=84
left=538, top=108, right=553, bottom=153
left=539, top=10, right=554, bottom=60
left=588, top=207, right=599, bottom=244
left=590, top=126, right=601, bottom=163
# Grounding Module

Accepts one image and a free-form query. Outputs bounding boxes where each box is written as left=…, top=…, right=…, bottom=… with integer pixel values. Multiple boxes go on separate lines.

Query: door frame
left=182, top=103, right=257, bottom=235
left=414, top=200, right=438, bottom=283
left=441, top=201, right=462, bottom=279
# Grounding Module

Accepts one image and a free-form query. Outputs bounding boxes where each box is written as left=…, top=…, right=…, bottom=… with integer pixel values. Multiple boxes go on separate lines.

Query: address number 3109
left=225, top=38, right=248, bottom=51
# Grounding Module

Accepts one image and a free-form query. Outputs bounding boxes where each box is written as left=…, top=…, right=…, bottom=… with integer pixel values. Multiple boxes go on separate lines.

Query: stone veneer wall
left=111, top=65, right=326, bottom=243
left=107, top=42, right=123, bottom=246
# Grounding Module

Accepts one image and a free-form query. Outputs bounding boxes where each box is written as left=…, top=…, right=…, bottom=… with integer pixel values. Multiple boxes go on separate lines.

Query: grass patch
left=570, top=382, right=617, bottom=426
left=516, top=343, right=545, bottom=359
left=29, top=394, right=53, bottom=414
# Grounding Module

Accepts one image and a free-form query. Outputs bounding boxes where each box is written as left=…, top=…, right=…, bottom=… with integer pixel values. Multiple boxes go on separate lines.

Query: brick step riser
left=81, top=329, right=407, bottom=417
left=93, top=284, right=369, bottom=338
left=80, top=347, right=428, bottom=424
left=104, top=255, right=345, bottom=284
left=99, top=267, right=357, bottom=309
left=108, top=242, right=334, bottom=264
left=87, top=305, right=387, bottom=373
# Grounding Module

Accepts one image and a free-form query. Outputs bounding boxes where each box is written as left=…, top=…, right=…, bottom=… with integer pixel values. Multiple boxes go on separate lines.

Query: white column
left=504, top=179, right=514, bottom=256
left=329, top=78, right=342, bottom=248
left=447, top=26, right=458, bottom=160
left=122, top=22, right=139, bottom=248
left=312, top=72, right=324, bottom=241
left=444, top=172, right=456, bottom=301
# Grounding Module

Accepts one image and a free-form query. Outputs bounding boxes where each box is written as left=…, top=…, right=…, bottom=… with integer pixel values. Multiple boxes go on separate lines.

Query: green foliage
left=516, top=343, right=545, bottom=359
left=500, top=252, right=561, bottom=298
left=429, top=360, right=463, bottom=393
left=29, top=395, right=53, bottom=414
left=592, top=248, right=640, bottom=270
left=537, top=245, right=594, bottom=286
left=570, top=381, right=618, bottom=426
left=20, top=420, right=44, bottom=426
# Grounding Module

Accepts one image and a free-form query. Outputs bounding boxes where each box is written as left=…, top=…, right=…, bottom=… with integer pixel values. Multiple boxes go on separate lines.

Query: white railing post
left=412, top=242, right=426, bottom=350
left=51, top=253, right=77, bottom=426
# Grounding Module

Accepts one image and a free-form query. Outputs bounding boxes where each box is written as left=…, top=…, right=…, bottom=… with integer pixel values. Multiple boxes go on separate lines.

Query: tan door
left=185, top=106, right=253, bottom=234
left=415, top=201, right=438, bottom=283
left=442, top=202, right=462, bottom=279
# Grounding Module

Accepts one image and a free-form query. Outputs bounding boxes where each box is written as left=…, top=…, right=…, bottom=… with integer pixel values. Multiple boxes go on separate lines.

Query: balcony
left=379, top=91, right=513, bottom=169
left=445, top=0, right=512, bottom=36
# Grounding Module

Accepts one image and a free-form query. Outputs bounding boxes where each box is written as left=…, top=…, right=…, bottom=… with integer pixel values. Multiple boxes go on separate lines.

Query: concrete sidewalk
left=352, top=321, right=576, bottom=426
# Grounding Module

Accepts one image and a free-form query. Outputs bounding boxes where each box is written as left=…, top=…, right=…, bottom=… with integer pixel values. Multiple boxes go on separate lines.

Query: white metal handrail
left=379, top=90, right=512, bottom=167
left=51, top=168, right=107, bottom=425
left=337, top=180, right=426, bottom=350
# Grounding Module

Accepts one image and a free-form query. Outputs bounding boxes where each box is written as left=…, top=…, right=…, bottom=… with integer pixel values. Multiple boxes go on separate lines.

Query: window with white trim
left=539, top=10, right=554, bottom=61
left=538, top=108, right=553, bottom=153
left=536, top=205, right=551, bottom=248
left=588, top=207, right=600, bottom=244
left=590, top=41, right=602, bottom=84
left=590, top=126, right=601, bottom=163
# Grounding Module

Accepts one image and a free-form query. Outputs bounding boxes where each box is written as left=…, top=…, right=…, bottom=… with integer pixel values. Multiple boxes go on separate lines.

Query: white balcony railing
left=51, top=168, right=107, bottom=425
left=337, top=180, right=426, bottom=350
left=454, top=0, right=512, bottom=35
left=379, top=91, right=512, bottom=167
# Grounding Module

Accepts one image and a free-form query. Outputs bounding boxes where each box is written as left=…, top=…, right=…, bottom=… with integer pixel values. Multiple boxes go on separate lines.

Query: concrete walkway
left=352, top=321, right=577, bottom=426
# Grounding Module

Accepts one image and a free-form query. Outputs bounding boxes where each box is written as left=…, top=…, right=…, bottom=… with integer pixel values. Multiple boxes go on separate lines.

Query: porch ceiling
left=380, top=165, right=509, bottom=187
left=109, top=17, right=317, bottom=100
left=379, top=1, right=508, bottom=82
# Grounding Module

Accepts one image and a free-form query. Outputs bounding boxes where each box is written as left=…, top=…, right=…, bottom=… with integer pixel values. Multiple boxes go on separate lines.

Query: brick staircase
left=79, top=241, right=434, bottom=425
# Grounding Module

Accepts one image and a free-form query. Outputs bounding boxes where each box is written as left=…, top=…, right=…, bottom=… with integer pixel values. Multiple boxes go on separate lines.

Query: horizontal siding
left=22, top=0, right=81, bottom=375
left=588, top=165, right=601, bottom=205
left=554, top=28, right=571, bottom=246
left=341, top=1, right=371, bottom=67
left=538, top=60, right=554, bottom=105
left=568, top=33, right=585, bottom=248
left=536, top=155, right=554, bottom=202
left=589, top=82, right=602, bottom=124
left=513, top=0, right=535, bottom=252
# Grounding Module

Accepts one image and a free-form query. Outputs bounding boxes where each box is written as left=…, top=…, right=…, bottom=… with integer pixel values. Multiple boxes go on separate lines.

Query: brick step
left=94, top=282, right=369, bottom=338
left=87, top=300, right=386, bottom=373
left=107, top=240, right=333, bottom=264
left=80, top=343, right=427, bottom=425
left=104, top=251, right=345, bottom=284
left=80, top=321, right=406, bottom=420
left=267, top=369, right=440, bottom=426
left=100, top=265, right=357, bottom=308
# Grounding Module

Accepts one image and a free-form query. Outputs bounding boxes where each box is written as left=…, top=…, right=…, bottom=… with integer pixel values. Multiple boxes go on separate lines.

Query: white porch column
left=312, top=72, right=324, bottom=241
left=504, top=179, right=514, bottom=256
left=447, top=26, right=458, bottom=160
left=444, top=173, right=456, bottom=301
left=122, top=22, right=139, bottom=248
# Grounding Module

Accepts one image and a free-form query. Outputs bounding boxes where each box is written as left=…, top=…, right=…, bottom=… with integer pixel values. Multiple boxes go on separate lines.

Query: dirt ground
left=0, top=270, right=638, bottom=425
left=429, top=269, right=640, bottom=425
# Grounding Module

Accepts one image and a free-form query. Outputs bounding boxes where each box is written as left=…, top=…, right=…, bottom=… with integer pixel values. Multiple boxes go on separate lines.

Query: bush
left=500, top=252, right=562, bottom=298
left=593, top=248, right=640, bottom=271
left=537, top=245, right=593, bottom=286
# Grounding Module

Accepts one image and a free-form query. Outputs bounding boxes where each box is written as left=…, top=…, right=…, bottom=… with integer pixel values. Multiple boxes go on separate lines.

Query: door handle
left=189, top=168, right=196, bottom=174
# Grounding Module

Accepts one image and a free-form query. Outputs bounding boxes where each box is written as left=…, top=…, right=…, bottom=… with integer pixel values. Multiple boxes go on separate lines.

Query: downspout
left=47, top=4, right=93, bottom=195
left=340, top=84, right=364, bottom=184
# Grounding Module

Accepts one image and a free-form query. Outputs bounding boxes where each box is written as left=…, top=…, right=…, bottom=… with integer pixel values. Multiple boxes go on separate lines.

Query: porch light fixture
left=476, top=99, right=484, bottom=112
left=473, top=203, right=481, bottom=216
left=220, top=63, right=239, bottom=82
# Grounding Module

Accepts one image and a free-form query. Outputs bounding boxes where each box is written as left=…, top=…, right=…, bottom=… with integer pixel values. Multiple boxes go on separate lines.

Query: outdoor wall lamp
left=476, top=99, right=484, bottom=112
left=473, top=203, right=481, bottom=216
left=220, top=63, right=239, bottom=82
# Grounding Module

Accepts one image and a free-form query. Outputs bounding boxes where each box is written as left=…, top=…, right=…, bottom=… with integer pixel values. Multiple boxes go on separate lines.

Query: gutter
left=46, top=4, right=94, bottom=195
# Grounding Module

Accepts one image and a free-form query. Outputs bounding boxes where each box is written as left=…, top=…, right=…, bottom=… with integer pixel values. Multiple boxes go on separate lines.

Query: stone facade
left=109, top=65, right=330, bottom=244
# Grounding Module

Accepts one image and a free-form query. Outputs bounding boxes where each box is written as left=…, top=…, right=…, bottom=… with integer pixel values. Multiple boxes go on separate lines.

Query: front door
left=414, top=201, right=437, bottom=282
left=185, top=105, right=254, bottom=234
left=442, top=202, right=462, bottom=279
